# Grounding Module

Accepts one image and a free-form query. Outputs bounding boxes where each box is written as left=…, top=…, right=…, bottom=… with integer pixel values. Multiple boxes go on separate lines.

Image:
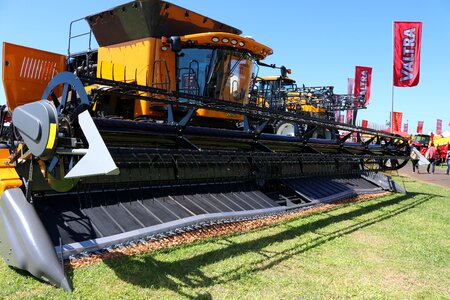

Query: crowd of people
left=410, top=142, right=450, bottom=174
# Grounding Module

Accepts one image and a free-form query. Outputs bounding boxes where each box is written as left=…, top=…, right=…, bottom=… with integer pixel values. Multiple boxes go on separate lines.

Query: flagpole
left=391, top=85, right=394, bottom=133
left=391, top=21, right=395, bottom=133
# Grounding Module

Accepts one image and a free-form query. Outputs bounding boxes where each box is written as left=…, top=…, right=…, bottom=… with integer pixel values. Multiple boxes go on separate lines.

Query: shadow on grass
left=96, top=191, right=437, bottom=298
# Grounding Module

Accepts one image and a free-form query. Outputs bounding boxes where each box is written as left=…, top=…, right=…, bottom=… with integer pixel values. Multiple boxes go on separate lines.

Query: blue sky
left=1, top=0, right=449, bottom=134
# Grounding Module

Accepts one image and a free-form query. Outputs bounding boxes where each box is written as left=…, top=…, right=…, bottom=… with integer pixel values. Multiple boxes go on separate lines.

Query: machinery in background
left=251, top=69, right=365, bottom=138
left=412, top=133, right=450, bottom=164
left=410, top=134, right=431, bottom=154
left=0, top=0, right=409, bottom=290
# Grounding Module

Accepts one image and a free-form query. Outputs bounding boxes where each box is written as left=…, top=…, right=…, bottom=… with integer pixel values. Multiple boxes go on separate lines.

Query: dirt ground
left=397, top=161, right=450, bottom=189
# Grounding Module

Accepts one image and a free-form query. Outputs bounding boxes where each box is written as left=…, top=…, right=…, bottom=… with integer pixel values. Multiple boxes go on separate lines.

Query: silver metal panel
left=0, top=188, right=71, bottom=291
left=12, top=100, right=58, bottom=160
left=65, top=110, right=119, bottom=178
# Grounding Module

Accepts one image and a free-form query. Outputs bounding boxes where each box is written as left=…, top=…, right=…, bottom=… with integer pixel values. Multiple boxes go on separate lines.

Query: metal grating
left=32, top=174, right=387, bottom=258
left=281, top=175, right=383, bottom=203
left=34, top=182, right=278, bottom=246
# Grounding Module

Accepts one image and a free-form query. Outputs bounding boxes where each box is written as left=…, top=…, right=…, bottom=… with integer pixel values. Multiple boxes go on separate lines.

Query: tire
left=274, top=121, right=297, bottom=137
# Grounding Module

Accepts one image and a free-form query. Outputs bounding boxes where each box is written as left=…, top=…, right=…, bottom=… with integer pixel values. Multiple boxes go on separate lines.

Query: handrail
left=67, top=18, right=93, bottom=59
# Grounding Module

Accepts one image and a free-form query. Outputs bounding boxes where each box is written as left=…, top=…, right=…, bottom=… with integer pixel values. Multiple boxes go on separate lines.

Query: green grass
left=1, top=174, right=449, bottom=299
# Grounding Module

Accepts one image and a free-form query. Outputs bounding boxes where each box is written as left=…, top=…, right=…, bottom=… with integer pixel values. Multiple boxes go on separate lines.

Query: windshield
left=281, top=81, right=296, bottom=91
left=256, top=79, right=296, bottom=93
left=176, top=48, right=253, bottom=103
left=413, top=135, right=430, bottom=145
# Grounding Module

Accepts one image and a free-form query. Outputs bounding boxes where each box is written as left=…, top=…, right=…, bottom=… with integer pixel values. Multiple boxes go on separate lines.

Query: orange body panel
left=196, top=109, right=243, bottom=121
left=96, top=38, right=176, bottom=118
left=2, top=42, right=66, bottom=111
left=0, top=148, right=22, bottom=194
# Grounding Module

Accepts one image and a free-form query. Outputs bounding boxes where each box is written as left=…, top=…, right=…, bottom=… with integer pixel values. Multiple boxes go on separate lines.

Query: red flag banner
left=354, top=66, right=372, bottom=105
left=417, top=121, right=424, bottom=134
left=392, top=112, right=403, bottom=132
left=361, top=120, right=368, bottom=128
left=393, top=21, right=422, bottom=87
left=403, top=123, right=408, bottom=133
left=437, top=119, right=443, bottom=135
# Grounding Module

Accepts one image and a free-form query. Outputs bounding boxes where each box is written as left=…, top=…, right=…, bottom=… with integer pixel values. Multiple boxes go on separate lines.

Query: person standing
left=410, top=147, right=420, bottom=173
left=446, top=144, right=450, bottom=175
left=425, top=143, right=437, bottom=174
left=444, top=142, right=450, bottom=164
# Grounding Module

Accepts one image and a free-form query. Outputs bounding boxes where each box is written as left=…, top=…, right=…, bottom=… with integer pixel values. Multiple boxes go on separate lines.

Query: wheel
left=275, top=121, right=298, bottom=137
left=42, top=72, right=90, bottom=114
left=39, top=72, right=91, bottom=191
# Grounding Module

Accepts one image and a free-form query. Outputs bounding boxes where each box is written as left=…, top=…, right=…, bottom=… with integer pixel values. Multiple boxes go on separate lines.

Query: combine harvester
left=0, top=0, right=409, bottom=290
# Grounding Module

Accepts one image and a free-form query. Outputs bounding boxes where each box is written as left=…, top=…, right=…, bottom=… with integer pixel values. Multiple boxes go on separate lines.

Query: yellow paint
left=97, top=38, right=155, bottom=85
left=433, top=136, right=450, bottom=146
left=45, top=123, right=57, bottom=149
left=178, top=33, right=273, bottom=60
left=0, top=149, right=22, bottom=195
left=97, top=37, right=176, bottom=118
left=257, top=76, right=295, bottom=83
left=300, top=104, right=326, bottom=113
left=196, top=109, right=242, bottom=121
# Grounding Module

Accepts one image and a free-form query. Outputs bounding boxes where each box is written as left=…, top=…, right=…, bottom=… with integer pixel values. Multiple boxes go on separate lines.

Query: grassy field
left=1, top=174, right=449, bottom=299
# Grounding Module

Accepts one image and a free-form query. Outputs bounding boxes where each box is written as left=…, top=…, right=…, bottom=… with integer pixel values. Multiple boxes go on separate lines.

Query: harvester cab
left=254, top=75, right=298, bottom=109
left=0, top=0, right=410, bottom=291
left=69, top=1, right=272, bottom=129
